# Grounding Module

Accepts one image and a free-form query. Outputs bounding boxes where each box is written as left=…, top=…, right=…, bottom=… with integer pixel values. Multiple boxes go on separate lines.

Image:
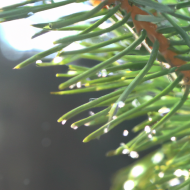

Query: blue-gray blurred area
left=0, top=2, right=146, bottom=190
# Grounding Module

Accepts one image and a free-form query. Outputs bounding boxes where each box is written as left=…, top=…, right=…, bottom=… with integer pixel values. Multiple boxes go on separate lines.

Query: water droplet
left=53, top=56, right=63, bottom=63
left=41, top=138, right=51, bottom=147
left=123, top=130, right=129, bottom=136
left=118, top=101, right=125, bottom=108
left=130, top=151, right=139, bottom=158
left=84, top=123, right=90, bottom=126
left=89, top=111, right=95, bottom=116
left=152, top=129, right=156, bottom=134
left=158, top=172, right=164, bottom=178
left=113, top=116, right=117, bottom=120
left=71, top=126, right=78, bottom=130
left=131, top=165, right=144, bottom=177
left=171, top=136, right=176, bottom=141
left=148, top=134, right=152, bottom=139
left=69, top=84, right=75, bottom=89
left=152, top=152, right=164, bottom=164
left=23, top=178, right=30, bottom=185
left=174, top=169, right=183, bottom=177
left=158, top=107, right=170, bottom=116
left=117, top=59, right=124, bottom=64
left=68, top=71, right=77, bottom=75
left=148, top=117, right=152, bottom=121
left=101, top=69, right=107, bottom=77
left=162, top=62, right=170, bottom=69
left=123, top=180, right=135, bottom=190
left=28, top=12, right=34, bottom=16
left=132, top=99, right=140, bottom=107
left=104, top=128, right=108, bottom=133
left=36, top=60, right=42, bottom=64
left=62, top=120, right=67, bottom=125
left=169, top=178, right=180, bottom=186
left=144, top=125, right=151, bottom=133
left=76, top=81, right=82, bottom=88
left=122, top=149, right=129, bottom=154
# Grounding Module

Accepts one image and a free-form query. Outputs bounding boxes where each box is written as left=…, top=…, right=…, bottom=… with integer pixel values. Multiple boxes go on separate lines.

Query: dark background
left=0, top=36, right=145, bottom=190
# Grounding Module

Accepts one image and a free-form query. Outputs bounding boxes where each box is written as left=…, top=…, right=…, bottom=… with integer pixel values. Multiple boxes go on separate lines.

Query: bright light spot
left=118, top=101, right=125, bottom=108
left=53, top=57, right=63, bottom=63
left=148, top=134, right=152, bottom=139
left=89, top=111, right=95, bottom=116
left=120, top=142, right=125, bottom=146
left=132, top=99, right=140, bottom=107
left=144, top=125, right=151, bottom=133
left=122, top=149, right=129, bottom=154
left=162, top=62, right=171, bottom=69
left=152, top=152, right=164, bottom=164
left=113, top=116, right=117, bottom=120
left=69, top=84, right=75, bottom=89
left=41, top=137, right=51, bottom=147
left=158, top=172, right=164, bottom=178
left=130, top=151, right=139, bottom=159
left=148, top=117, right=152, bottom=121
left=68, top=71, right=77, bottom=75
left=169, top=178, right=180, bottom=186
left=123, top=130, right=129, bottom=136
left=71, top=126, right=78, bottom=130
left=123, top=180, right=135, bottom=190
left=36, top=60, right=42, bottom=64
left=76, top=81, right=82, bottom=88
left=62, top=120, right=67, bottom=125
left=182, top=170, right=189, bottom=177
left=174, top=169, right=183, bottom=177
left=101, top=69, right=107, bottom=77
left=131, top=165, right=144, bottom=177
left=84, top=123, right=90, bottom=126
left=171, top=136, right=176, bottom=141
left=104, top=128, right=108, bottom=133
left=158, top=107, right=170, bottom=115
left=152, top=130, right=156, bottom=134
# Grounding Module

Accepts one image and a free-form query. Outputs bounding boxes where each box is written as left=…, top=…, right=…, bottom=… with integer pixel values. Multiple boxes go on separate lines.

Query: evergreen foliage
left=2, top=0, right=190, bottom=189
